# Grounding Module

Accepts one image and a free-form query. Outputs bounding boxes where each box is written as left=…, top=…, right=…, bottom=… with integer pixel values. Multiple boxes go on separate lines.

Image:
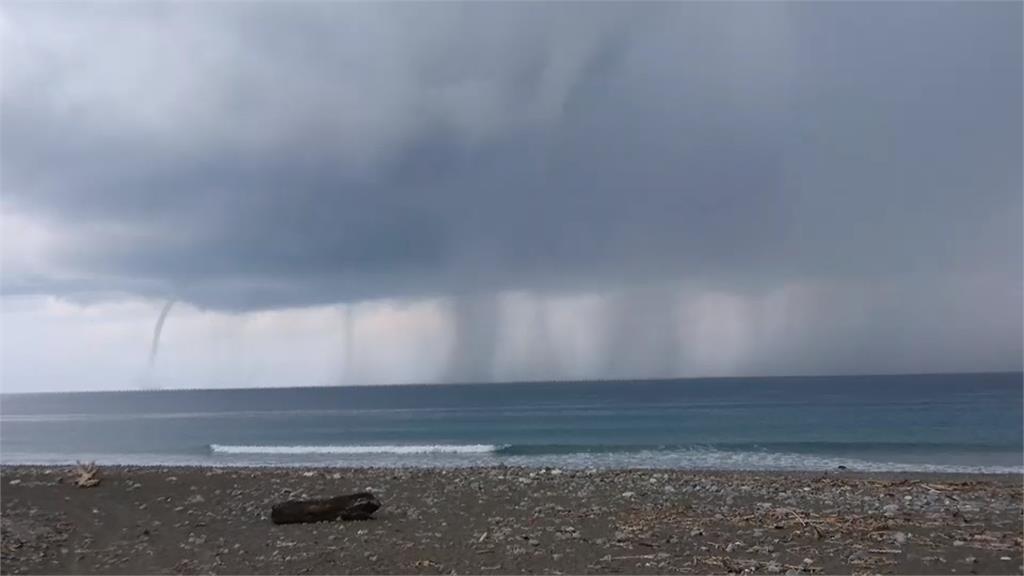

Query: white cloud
left=1, top=205, right=62, bottom=280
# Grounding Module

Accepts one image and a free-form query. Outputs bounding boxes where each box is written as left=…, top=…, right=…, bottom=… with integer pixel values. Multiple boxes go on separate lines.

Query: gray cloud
left=1, top=1, right=1021, bottom=376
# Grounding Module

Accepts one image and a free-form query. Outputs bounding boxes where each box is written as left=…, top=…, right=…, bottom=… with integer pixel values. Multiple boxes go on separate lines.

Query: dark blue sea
left=2, top=373, right=1021, bottom=473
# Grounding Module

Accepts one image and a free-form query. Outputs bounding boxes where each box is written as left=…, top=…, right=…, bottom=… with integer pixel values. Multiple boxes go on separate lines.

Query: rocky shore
left=2, top=466, right=1021, bottom=574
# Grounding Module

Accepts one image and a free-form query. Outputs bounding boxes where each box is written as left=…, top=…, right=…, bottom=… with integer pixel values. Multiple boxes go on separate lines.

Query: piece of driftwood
left=271, top=492, right=380, bottom=524
left=73, top=461, right=101, bottom=488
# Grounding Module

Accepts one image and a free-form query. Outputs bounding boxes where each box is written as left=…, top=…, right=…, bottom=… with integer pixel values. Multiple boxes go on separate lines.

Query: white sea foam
left=3, top=448, right=1021, bottom=474
left=209, top=444, right=502, bottom=455
left=498, top=449, right=1024, bottom=474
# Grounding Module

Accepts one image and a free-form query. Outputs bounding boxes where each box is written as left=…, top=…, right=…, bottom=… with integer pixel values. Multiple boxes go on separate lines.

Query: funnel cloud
left=141, top=299, right=175, bottom=389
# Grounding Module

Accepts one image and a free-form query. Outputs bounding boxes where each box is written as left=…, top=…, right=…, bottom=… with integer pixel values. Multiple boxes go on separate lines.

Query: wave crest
left=209, top=444, right=502, bottom=455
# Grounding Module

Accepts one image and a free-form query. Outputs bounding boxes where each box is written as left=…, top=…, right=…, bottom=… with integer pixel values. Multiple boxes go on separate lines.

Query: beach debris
left=270, top=492, right=381, bottom=524
left=72, top=461, right=100, bottom=488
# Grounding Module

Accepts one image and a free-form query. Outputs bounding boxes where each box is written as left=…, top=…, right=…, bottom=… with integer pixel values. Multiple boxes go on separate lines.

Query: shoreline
left=4, top=463, right=1024, bottom=480
left=3, top=465, right=1021, bottom=574
left=4, top=451, right=1020, bottom=476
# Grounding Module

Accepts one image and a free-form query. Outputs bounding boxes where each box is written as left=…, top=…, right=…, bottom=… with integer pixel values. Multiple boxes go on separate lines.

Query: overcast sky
left=1, top=1, right=1021, bottom=393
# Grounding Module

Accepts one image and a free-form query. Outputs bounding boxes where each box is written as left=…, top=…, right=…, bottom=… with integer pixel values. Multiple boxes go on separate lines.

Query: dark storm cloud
left=1, top=2, right=1021, bottom=374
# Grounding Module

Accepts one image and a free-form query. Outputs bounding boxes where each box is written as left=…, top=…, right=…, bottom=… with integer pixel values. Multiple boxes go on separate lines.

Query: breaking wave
left=209, top=444, right=503, bottom=455
left=194, top=443, right=1024, bottom=474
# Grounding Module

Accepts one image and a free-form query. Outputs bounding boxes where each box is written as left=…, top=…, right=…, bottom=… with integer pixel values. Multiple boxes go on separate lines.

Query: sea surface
left=2, top=373, right=1021, bottom=473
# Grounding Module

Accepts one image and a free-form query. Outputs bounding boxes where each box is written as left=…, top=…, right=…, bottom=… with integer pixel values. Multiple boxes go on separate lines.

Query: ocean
left=2, top=373, right=1021, bottom=473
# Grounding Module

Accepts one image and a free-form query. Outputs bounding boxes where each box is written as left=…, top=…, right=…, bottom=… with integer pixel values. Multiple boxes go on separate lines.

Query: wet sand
left=1, top=466, right=1021, bottom=575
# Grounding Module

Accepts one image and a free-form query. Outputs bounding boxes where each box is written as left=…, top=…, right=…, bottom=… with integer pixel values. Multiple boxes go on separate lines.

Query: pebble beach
left=1, top=466, right=1021, bottom=575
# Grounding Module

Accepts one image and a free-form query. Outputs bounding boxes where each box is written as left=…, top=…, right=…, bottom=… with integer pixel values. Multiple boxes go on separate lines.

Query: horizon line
left=2, top=370, right=1020, bottom=396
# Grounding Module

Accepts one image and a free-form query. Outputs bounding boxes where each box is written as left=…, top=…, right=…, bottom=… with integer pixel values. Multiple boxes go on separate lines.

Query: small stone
left=690, top=528, right=704, bottom=537
left=766, top=561, right=783, bottom=574
left=803, top=557, right=814, bottom=565
left=848, top=551, right=869, bottom=564
left=9, top=479, right=21, bottom=486
left=964, top=557, right=977, bottom=564
left=621, top=491, right=635, bottom=498
left=893, top=531, right=908, bottom=545
left=882, top=504, right=899, bottom=517
left=186, top=494, right=205, bottom=505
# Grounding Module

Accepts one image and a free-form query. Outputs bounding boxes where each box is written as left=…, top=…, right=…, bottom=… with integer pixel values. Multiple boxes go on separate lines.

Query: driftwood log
left=271, top=492, right=381, bottom=524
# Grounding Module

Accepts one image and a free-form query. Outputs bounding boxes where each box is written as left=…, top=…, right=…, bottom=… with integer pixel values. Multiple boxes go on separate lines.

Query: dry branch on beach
left=71, top=461, right=100, bottom=488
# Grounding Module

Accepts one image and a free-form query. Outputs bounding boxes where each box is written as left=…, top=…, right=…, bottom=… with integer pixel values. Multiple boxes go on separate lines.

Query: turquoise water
left=2, top=373, right=1021, bottom=472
